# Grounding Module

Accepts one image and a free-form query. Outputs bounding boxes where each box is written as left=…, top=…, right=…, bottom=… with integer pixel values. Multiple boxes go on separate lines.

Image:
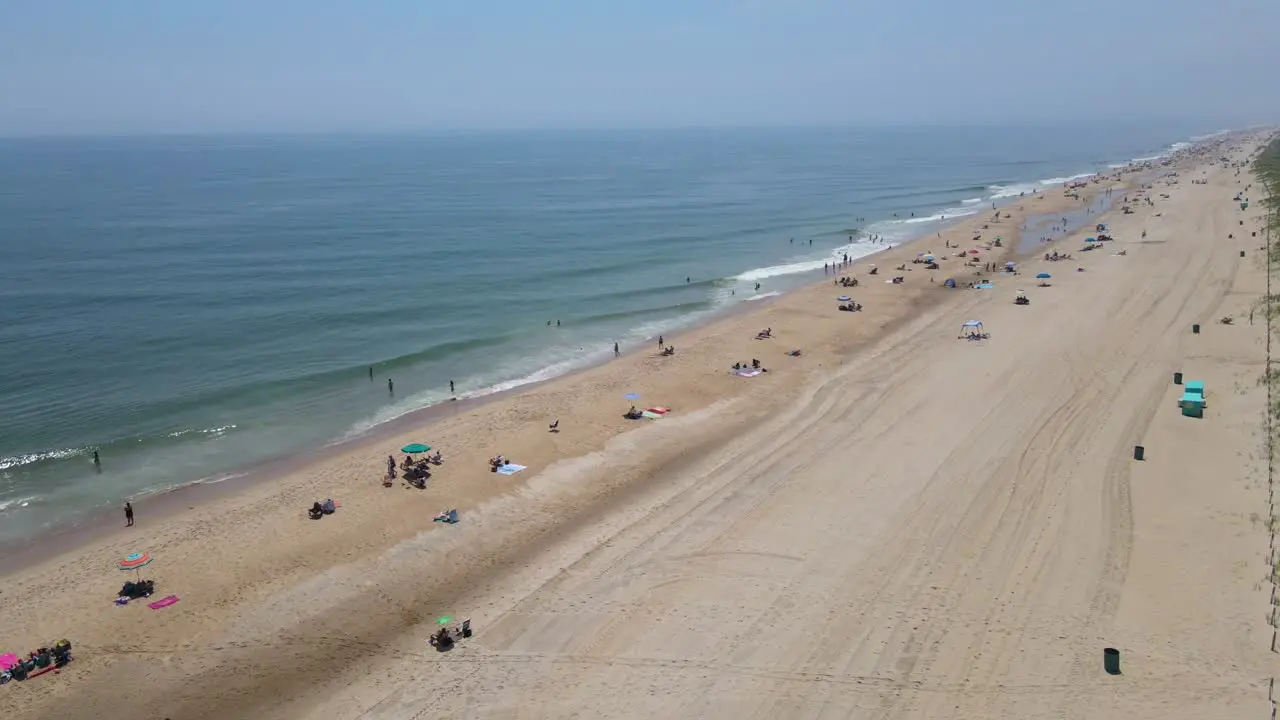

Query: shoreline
left=0, top=132, right=1207, bottom=532
left=0, top=159, right=1145, bottom=578
left=0, top=158, right=1141, bottom=576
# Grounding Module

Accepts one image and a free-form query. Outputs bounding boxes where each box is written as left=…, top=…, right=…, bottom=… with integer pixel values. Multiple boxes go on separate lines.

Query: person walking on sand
left=388, top=378, right=394, bottom=395
left=124, top=501, right=134, bottom=527
left=614, top=342, right=620, bottom=357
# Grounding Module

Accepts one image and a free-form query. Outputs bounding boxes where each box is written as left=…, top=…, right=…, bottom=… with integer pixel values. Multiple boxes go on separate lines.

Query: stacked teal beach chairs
left=1180, top=380, right=1205, bottom=418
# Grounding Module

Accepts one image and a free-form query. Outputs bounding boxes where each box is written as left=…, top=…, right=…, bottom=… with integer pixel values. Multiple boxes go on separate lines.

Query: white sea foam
left=0, top=496, right=37, bottom=512
left=0, top=447, right=83, bottom=471
left=193, top=471, right=249, bottom=485
left=734, top=260, right=830, bottom=283
left=988, top=183, right=1039, bottom=199
left=166, top=424, right=238, bottom=439
left=1038, top=172, right=1097, bottom=186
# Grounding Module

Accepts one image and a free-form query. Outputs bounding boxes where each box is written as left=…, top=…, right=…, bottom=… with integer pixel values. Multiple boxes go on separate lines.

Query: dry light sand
left=2, top=132, right=1277, bottom=719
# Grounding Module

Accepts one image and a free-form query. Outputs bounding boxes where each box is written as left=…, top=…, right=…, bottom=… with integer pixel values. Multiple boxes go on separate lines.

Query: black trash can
left=1192, top=324, right=1200, bottom=334
left=1133, top=446, right=1145, bottom=461
left=1104, top=647, right=1121, bottom=675
left=1173, top=372, right=1183, bottom=385
left=1241, top=251, right=1246, bottom=257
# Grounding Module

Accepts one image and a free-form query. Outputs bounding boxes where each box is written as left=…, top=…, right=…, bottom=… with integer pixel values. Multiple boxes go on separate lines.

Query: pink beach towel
left=148, top=595, right=181, bottom=610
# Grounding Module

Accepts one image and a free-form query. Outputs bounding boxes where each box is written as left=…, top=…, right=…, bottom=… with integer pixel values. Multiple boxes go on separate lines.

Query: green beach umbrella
left=437, top=616, right=452, bottom=625
left=401, top=443, right=431, bottom=454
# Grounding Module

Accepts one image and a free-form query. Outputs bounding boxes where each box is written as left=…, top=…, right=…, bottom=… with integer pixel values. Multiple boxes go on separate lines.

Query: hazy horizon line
left=0, top=119, right=1265, bottom=142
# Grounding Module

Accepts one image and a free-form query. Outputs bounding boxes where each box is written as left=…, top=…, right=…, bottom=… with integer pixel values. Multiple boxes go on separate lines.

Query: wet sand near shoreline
left=2, top=134, right=1272, bottom=719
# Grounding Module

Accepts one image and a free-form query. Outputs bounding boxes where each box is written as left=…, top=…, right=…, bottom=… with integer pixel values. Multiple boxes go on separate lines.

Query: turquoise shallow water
left=0, top=124, right=1215, bottom=541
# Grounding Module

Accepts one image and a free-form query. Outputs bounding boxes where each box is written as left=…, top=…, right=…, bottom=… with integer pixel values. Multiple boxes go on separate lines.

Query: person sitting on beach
left=430, top=627, right=454, bottom=648
left=732, top=362, right=742, bottom=370
left=751, top=359, right=760, bottom=369
left=309, top=502, right=324, bottom=520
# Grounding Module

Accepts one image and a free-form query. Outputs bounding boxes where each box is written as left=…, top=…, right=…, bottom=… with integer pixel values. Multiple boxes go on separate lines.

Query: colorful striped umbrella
left=120, top=551, right=152, bottom=578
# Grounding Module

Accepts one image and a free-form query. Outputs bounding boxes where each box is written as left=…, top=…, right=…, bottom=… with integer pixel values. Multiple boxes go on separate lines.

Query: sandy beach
left=2, top=131, right=1276, bottom=719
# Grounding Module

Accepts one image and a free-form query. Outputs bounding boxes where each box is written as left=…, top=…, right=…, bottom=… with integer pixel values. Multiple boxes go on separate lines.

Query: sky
left=1, top=0, right=1278, bottom=135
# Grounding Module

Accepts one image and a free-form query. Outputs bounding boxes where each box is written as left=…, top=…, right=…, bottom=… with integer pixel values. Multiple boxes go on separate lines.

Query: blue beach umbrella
left=624, top=393, right=640, bottom=401
left=1036, top=272, right=1051, bottom=279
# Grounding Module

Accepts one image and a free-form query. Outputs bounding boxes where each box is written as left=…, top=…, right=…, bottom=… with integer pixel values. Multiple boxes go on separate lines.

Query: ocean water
left=0, top=123, right=1214, bottom=541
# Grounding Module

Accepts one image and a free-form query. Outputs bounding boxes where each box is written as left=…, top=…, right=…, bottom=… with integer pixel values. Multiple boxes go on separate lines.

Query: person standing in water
left=388, top=378, right=394, bottom=395
left=449, top=380, right=455, bottom=394
left=124, top=501, right=134, bottom=527
left=93, top=450, right=101, bottom=471
left=369, top=367, right=373, bottom=381
left=614, top=342, right=620, bottom=357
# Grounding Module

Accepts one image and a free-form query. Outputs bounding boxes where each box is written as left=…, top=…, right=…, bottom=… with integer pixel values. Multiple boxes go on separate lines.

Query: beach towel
left=496, top=463, right=526, bottom=475
left=148, top=595, right=180, bottom=610
left=645, top=407, right=669, bottom=415
left=434, top=509, right=459, bottom=523
left=0, top=652, right=19, bottom=672
left=733, top=368, right=762, bottom=378
left=641, top=411, right=662, bottom=419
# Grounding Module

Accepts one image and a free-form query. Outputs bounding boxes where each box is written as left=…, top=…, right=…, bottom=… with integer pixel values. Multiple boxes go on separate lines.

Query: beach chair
left=1179, top=392, right=1204, bottom=418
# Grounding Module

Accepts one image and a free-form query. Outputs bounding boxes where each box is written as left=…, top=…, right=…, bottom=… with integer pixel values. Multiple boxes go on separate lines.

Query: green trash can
left=1104, top=647, right=1121, bottom=675
left=1173, top=372, right=1183, bottom=385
